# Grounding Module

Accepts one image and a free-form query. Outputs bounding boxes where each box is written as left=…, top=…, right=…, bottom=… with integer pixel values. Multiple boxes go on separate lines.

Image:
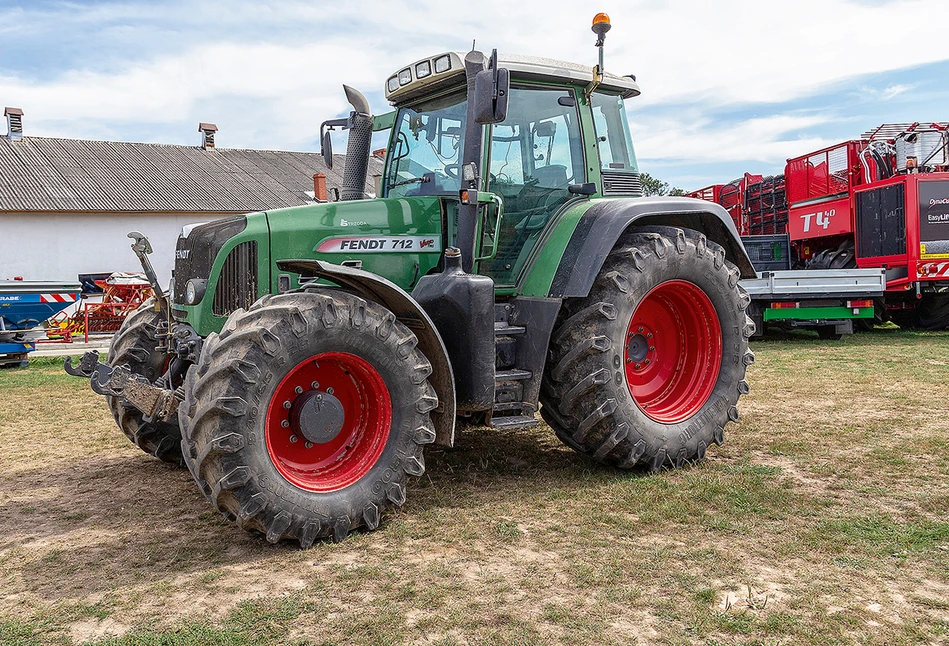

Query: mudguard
left=276, top=259, right=457, bottom=447
left=547, top=196, right=756, bottom=298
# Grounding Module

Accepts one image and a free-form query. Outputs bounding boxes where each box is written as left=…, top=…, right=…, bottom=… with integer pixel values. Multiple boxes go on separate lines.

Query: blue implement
left=0, top=280, right=82, bottom=366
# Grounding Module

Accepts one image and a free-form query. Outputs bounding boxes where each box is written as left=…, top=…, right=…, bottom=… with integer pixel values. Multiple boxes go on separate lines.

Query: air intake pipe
left=341, top=85, right=373, bottom=201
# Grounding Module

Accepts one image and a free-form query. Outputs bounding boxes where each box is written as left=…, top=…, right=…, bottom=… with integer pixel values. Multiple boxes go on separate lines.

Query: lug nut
left=311, top=381, right=319, bottom=389
left=649, top=346, right=655, bottom=351
left=283, top=400, right=291, bottom=410
left=635, top=363, right=641, bottom=369
left=281, top=420, right=289, bottom=428
left=305, top=441, right=314, bottom=449
left=644, top=359, right=651, bottom=365
left=326, top=387, right=334, bottom=395
left=294, top=386, right=303, bottom=395
left=646, top=332, right=653, bottom=338
left=638, top=326, right=644, bottom=333
left=289, top=435, right=298, bottom=443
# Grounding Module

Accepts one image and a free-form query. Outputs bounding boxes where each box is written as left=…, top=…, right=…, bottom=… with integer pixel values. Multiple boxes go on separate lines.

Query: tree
left=640, top=172, right=685, bottom=197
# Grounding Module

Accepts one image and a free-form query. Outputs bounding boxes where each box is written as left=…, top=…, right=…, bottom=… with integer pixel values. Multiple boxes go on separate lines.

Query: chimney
left=198, top=122, right=218, bottom=150
left=313, top=174, right=327, bottom=202
left=5, top=107, right=23, bottom=141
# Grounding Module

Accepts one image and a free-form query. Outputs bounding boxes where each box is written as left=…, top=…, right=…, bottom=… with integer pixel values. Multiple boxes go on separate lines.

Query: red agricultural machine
left=46, top=272, right=154, bottom=342
left=689, top=122, right=949, bottom=330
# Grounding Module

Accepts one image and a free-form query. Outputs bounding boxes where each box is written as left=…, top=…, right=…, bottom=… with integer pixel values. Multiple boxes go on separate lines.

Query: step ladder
left=490, top=312, right=539, bottom=429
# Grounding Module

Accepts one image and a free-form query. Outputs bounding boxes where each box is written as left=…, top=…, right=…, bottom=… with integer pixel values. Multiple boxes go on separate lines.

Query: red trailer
left=686, top=172, right=762, bottom=236
left=690, top=122, right=949, bottom=330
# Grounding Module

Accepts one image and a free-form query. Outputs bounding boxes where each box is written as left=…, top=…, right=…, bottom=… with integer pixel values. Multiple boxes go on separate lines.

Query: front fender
left=276, top=259, right=456, bottom=447
left=541, top=197, right=756, bottom=299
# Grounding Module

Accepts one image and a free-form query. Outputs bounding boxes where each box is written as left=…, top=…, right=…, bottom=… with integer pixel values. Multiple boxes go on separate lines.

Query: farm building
left=0, top=107, right=382, bottom=284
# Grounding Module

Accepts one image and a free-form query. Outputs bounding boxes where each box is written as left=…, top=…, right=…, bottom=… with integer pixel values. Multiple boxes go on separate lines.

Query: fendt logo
left=175, top=249, right=191, bottom=260
left=800, top=208, right=836, bottom=233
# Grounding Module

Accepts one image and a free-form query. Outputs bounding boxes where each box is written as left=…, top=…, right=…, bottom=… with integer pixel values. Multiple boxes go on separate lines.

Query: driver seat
left=532, top=164, right=569, bottom=189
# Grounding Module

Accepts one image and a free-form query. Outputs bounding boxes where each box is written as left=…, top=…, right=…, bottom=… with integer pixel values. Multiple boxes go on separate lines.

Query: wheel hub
left=291, top=390, right=345, bottom=444
left=625, top=332, right=651, bottom=364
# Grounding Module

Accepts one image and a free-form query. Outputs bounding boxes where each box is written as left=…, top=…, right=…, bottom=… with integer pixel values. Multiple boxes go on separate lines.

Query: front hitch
left=65, top=351, right=180, bottom=423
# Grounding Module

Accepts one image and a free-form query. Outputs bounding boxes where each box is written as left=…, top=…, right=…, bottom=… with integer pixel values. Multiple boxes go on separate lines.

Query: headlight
left=387, top=76, right=399, bottom=93
left=434, top=55, right=451, bottom=74
left=398, top=68, right=412, bottom=86
left=185, top=279, right=207, bottom=305
left=415, top=60, right=432, bottom=79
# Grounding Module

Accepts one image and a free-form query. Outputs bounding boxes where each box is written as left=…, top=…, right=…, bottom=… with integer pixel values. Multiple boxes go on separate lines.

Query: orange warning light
left=592, top=12, right=610, bottom=27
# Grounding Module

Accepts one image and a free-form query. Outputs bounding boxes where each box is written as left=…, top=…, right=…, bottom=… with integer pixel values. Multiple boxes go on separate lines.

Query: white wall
left=0, top=211, right=234, bottom=285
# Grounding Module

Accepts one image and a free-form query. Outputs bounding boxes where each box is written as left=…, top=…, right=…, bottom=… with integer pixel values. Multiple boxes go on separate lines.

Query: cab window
left=591, top=92, right=638, bottom=173
left=385, top=92, right=466, bottom=198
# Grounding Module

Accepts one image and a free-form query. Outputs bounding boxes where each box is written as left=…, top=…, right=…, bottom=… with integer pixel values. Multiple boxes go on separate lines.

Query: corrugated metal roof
left=0, top=135, right=383, bottom=213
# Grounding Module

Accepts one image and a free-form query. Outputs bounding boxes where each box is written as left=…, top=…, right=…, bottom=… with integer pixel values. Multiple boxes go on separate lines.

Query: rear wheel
left=889, top=294, right=949, bottom=331
left=106, top=298, right=182, bottom=465
left=179, top=291, right=437, bottom=546
left=540, top=226, right=755, bottom=470
left=916, top=294, right=949, bottom=330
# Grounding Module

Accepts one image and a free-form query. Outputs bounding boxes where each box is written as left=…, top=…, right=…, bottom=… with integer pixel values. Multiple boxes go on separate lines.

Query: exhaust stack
left=341, top=85, right=373, bottom=201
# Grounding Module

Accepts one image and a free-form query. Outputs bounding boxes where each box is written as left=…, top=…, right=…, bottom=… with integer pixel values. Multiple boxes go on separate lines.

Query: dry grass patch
left=0, top=330, right=948, bottom=645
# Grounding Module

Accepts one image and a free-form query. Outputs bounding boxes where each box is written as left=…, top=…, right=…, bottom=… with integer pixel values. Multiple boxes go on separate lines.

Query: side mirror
left=473, top=51, right=509, bottom=125
left=321, top=130, right=333, bottom=169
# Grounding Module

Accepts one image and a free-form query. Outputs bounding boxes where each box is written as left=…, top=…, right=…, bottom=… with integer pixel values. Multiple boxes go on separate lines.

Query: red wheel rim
left=265, top=352, right=392, bottom=492
left=624, top=280, right=722, bottom=423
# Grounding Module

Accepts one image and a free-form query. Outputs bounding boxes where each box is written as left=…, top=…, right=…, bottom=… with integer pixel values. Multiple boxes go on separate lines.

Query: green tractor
left=67, top=15, right=756, bottom=546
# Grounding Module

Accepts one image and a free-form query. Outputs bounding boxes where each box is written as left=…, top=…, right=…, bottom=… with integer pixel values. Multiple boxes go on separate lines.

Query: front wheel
left=106, top=298, right=182, bottom=465
left=179, top=291, right=437, bottom=546
left=540, top=226, right=755, bottom=470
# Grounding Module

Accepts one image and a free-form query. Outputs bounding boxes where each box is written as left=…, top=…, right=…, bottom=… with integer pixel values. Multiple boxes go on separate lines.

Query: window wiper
left=387, top=175, right=432, bottom=189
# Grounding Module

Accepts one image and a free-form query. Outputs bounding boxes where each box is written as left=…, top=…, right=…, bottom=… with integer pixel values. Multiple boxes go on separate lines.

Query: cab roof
left=385, top=51, right=640, bottom=105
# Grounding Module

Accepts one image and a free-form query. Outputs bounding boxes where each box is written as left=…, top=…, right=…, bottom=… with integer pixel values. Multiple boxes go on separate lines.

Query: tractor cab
left=381, top=50, right=642, bottom=286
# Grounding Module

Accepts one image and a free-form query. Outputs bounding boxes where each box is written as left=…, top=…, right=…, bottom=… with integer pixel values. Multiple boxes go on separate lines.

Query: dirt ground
left=1, top=329, right=948, bottom=645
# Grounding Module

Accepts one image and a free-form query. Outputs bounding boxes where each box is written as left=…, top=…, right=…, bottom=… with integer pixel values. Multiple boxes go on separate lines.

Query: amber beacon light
left=592, top=13, right=611, bottom=40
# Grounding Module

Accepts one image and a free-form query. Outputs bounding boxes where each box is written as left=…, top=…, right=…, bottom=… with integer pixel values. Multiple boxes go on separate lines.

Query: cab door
left=478, top=86, right=585, bottom=286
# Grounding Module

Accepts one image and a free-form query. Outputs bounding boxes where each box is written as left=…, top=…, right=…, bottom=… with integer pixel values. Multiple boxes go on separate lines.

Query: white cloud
left=880, top=84, right=914, bottom=100
left=633, top=113, right=835, bottom=164
left=0, top=0, right=947, bottom=162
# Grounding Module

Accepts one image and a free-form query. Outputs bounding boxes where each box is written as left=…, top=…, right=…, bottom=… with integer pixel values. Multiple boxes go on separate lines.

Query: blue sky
left=2, top=0, right=948, bottom=191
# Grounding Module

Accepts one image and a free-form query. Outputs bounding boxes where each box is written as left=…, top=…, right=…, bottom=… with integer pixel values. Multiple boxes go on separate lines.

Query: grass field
left=1, top=329, right=948, bottom=645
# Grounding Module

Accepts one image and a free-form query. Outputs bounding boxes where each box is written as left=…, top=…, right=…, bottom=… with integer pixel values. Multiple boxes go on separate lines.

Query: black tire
left=540, top=226, right=755, bottom=471
left=916, top=294, right=949, bottom=330
left=106, top=298, right=182, bottom=465
left=179, top=291, right=437, bottom=546
left=807, top=240, right=855, bottom=270
left=889, top=295, right=949, bottom=331
left=816, top=326, right=842, bottom=341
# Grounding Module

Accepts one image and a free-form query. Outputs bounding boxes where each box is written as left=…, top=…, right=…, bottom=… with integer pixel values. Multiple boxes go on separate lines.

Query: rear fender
left=276, top=259, right=456, bottom=447
left=548, top=197, right=756, bottom=298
